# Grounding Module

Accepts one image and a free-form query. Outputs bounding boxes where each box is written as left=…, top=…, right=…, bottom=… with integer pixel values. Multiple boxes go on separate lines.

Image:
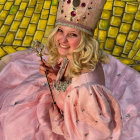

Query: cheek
left=71, top=38, right=81, bottom=49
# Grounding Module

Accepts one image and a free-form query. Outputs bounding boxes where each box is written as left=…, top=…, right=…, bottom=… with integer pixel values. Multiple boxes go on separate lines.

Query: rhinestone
left=61, top=10, right=64, bottom=14
left=117, top=73, right=121, bottom=76
left=85, top=133, right=88, bottom=136
left=73, top=0, right=80, bottom=7
left=67, top=0, right=71, bottom=4
left=83, top=16, right=86, bottom=19
left=126, top=114, right=131, bottom=118
left=82, top=109, right=85, bottom=112
left=76, top=120, right=79, bottom=123
left=73, top=7, right=76, bottom=10
left=88, top=7, right=92, bottom=10
left=81, top=3, right=86, bottom=7
left=71, top=11, right=76, bottom=17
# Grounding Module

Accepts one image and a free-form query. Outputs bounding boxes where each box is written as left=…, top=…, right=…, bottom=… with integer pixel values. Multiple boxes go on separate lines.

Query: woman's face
left=55, top=26, right=81, bottom=59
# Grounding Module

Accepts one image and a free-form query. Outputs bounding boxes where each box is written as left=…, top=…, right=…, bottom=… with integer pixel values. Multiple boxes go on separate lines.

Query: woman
left=0, top=26, right=122, bottom=140
left=39, top=25, right=122, bottom=140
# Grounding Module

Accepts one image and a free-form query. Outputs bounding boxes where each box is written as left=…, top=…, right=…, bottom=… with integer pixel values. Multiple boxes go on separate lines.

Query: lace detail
left=54, top=57, right=71, bottom=92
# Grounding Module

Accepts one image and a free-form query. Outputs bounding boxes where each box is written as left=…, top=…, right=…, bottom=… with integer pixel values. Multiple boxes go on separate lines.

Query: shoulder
left=70, top=63, right=105, bottom=88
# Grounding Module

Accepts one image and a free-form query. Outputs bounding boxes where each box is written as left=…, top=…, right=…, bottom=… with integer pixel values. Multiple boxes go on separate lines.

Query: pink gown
left=0, top=49, right=139, bottom=140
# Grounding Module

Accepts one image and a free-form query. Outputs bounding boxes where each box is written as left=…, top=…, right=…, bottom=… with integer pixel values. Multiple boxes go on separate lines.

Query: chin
left=58, top=50, right=68, bottom=57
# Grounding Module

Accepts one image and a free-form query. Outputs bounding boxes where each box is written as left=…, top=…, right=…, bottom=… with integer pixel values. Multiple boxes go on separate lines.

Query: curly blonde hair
left=46, top=25, right=109, bottom=78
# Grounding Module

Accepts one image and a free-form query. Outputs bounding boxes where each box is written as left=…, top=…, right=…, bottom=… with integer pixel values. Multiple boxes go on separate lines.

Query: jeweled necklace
left=54, top=57, right=71, bottom=92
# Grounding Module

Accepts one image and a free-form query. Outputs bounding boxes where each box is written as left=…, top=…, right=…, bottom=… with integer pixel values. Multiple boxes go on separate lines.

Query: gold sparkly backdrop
left=0, top=0, right=140, bottom=71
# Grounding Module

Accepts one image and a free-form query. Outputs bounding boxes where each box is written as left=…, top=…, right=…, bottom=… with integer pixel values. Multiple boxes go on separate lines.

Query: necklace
left=54, top=58, right=71, bottom=92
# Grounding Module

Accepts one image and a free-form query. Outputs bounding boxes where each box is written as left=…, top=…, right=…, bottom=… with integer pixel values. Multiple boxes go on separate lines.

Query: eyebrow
left=59, top=27, right=80, bottom=33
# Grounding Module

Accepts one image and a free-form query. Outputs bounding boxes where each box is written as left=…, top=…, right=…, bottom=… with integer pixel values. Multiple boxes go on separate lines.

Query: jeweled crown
left=55, top=0, right=107, bottom=35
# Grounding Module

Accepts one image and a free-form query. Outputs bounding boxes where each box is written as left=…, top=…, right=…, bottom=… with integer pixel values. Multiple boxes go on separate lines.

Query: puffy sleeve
left=49, top=84, right=122, bottom=140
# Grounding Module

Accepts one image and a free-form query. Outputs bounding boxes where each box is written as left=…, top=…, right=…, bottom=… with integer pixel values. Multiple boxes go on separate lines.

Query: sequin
left=43, top=82, right=47, bottom=86
left=14, top=101, right=19, bottom=105
left=85, top=133, right=88, bottom=136
left=126, top=114, right=131, bottom=118
left=81, top=3, right=86, bottom=7
left=14, top=100, right=23, bottom=105
left=71, top=11, right=76, bottom=17
left=117, top=73, right=121, bottom=76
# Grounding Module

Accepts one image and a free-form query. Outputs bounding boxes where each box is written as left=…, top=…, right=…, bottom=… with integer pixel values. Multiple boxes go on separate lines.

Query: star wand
left=32, top=41, right=56, bottom=104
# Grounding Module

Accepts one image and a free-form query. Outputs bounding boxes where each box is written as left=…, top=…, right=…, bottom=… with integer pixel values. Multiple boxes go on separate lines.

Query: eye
left=58, top=28, right=63, bottom=33
left=70, top=33, right=78, bottom=37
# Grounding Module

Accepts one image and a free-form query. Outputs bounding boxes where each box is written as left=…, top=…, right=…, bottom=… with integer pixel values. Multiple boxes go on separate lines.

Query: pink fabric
left=0, top=49, right=139, bottom=140
left=103, top=55, right=140, bottom=140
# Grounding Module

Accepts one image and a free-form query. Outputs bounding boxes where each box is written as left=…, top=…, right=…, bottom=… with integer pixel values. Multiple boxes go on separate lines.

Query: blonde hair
left=46, top=25, right=109, bottom=78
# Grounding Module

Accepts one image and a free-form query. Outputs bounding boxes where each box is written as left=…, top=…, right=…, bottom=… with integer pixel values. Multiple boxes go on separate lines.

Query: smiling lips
left=59, top=44, right=70, bottom=49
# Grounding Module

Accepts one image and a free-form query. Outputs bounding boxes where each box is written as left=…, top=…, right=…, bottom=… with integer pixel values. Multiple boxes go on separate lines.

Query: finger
left=40, top=66, right=54, bottom=74
left=42, top=59, right=50, bottom=67
left=39, top=69, right=46, bottom=76
left=40, top=65, right=47, bottom=71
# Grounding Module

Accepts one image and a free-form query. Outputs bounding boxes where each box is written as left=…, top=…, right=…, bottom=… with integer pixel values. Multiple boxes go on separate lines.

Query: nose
left=60, top=34, right=68, bottom=43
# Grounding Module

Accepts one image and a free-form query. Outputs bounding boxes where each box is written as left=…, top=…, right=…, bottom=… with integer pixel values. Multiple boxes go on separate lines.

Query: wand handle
left=40, top=55, right=56, bottom=104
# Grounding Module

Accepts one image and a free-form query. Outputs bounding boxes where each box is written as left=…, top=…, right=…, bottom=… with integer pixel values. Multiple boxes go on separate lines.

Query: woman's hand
left=39, top=59, right=60, bottom=83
